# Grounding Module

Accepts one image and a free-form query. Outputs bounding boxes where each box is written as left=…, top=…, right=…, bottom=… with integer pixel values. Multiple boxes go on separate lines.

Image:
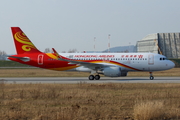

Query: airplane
left=8, top=27, right=175, bottom=80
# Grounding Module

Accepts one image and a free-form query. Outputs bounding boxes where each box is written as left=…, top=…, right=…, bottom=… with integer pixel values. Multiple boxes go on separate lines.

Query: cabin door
left=148, top=54, right=154, bottom=65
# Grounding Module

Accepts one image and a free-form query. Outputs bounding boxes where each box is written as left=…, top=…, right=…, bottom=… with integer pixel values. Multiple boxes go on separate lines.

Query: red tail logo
left=11, top=27, right=41, bottom=54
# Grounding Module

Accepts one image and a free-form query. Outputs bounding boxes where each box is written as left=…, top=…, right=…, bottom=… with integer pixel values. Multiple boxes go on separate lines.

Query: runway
left=0, top=77, right=180, bottom=84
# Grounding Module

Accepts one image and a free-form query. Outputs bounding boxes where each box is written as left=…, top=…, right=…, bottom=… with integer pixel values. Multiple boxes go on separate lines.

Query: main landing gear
left=89, top=75, right=100, bottom=80
left=149, top=72, right=154, bottom=80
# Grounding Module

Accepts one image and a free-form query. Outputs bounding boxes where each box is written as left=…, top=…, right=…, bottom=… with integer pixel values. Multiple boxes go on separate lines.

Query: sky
left=0, top=0, right=180, bottom=54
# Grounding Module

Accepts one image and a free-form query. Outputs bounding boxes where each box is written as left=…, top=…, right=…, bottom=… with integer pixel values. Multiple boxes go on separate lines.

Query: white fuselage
left=59, top=52, right=175, bottom=72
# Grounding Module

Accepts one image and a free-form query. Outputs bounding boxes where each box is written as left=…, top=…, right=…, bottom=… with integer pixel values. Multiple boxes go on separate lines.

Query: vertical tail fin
left=11, top=27, right=41, bottom=54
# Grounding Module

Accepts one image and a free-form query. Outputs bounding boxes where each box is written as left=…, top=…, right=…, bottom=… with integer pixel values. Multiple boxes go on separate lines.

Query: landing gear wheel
left=150, top=76, right=154, bottom=80
left=149, top=72, right=154, bottom=80
left=89, top=75, right=95, bottom=80
left=95, top=75, right=100, bottom=80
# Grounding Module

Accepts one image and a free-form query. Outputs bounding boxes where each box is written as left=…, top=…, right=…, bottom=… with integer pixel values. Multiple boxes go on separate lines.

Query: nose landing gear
left=149, top=72, right=154, bottom=80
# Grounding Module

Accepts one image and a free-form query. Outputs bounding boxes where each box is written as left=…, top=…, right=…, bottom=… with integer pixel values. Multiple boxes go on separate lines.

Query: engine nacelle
left=102, top=66, right=121, bottom=77
left=76, top=66, right=91, bottom=72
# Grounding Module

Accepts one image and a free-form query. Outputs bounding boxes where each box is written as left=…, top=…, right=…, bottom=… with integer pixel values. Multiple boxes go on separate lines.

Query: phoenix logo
left=14, top=31, right=37, bottom=52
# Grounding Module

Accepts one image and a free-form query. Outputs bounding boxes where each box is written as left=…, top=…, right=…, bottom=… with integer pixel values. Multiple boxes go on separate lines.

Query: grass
left=0, top=68, right=179, bottom=119
left=171, top=59, right=180, bottom=67
left=0, top=60, right=30, bottom=67
left=0, top=83, right=180, bottom=119
left=134, top=101, right=165, bottom=120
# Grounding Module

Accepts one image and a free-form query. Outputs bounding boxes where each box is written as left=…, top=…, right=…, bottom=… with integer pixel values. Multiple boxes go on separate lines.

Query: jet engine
left=102, top=66, right=121, bottom=77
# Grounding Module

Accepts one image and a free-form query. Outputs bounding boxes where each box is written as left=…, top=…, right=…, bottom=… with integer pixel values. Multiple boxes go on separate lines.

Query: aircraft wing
left=59, top=57, right=115, bottom=70
left=52, top=48, right=116, bottom=70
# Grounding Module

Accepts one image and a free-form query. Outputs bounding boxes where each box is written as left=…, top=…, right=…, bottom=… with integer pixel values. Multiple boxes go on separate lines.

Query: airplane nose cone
left=169, top=61, right=175, bottom=69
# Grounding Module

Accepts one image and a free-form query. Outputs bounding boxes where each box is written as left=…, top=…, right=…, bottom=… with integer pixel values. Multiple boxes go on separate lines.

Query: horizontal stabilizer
left=8, top=56, right=30, bottom=62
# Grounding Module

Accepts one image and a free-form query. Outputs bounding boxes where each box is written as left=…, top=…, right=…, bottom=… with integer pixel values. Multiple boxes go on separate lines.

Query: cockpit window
left=160, top=57, right=167, bottom=60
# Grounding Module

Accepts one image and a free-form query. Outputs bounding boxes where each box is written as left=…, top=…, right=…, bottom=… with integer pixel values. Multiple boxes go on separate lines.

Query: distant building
left=85, top=45, right=136, bottom=53
left=103, top=45, right=135, bottom=53
left=136, top=33, right=180, bottom=59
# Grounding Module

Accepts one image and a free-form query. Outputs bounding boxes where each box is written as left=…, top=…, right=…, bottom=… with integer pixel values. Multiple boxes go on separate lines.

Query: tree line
left=44, top=48, right=78, bottom=53
left=0, top=50, right=7, bottom=60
